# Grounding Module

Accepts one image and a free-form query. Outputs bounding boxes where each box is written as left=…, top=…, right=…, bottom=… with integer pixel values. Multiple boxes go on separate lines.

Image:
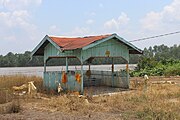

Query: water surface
left=0, top=64, right=137, bottom=77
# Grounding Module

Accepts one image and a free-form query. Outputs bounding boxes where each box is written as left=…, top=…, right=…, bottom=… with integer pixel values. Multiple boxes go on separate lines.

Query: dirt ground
left=0, top=76, right=179, bottom=120
left=0, top=106, right=122, bottom=120
left=0, top=96, right=126, bottom=120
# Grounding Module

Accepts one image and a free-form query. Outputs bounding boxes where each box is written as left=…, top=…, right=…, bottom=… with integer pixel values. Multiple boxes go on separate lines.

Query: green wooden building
left=31, top=33, right=142, bottom=94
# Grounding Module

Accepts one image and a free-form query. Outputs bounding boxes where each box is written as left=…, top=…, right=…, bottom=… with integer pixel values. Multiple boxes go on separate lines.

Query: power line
left=129, top=31, right=180, bottom=42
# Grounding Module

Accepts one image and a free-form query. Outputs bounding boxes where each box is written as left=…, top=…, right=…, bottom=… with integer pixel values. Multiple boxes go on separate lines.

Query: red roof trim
left=49, top=34, right=112, bottom=50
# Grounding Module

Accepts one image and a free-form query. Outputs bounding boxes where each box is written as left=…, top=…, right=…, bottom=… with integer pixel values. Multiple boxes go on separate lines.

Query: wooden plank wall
left=44, top=70, right=129, bottom=92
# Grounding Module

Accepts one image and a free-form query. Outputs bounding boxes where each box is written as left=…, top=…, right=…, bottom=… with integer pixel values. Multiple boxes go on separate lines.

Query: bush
left=165, top=63, right=180, bottom=76
left=130, top=59, right=180, bottom=77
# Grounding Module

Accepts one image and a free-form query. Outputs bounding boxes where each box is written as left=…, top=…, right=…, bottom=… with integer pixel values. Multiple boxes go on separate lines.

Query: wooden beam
left=44, top=61, right=46, bottom=72
left=80, top=53, right=84, bottom=95
left=126, top=63, right=130, bottom=89
left=88, top=63, right=90, bottom=70
left=112, top=57, right=114, bottom=87
left=66, top=57, right=68, bottom=73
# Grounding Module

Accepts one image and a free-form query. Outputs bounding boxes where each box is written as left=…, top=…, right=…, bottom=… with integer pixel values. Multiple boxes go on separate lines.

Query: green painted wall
left=44, top=43, right=81, bottom=62
left=44, top=71, right=81, bottom=92
left=82, top=39, right=129, bottom=62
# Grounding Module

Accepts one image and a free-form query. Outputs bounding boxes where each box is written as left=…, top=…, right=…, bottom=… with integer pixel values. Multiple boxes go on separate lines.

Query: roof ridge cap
left=49, top=34, right=113, bottom=39
left=49, top=35, right=79, bottom=38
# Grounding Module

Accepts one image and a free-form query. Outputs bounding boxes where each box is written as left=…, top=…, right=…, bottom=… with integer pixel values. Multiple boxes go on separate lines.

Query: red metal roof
left=50, top=34, right=112, bottom=50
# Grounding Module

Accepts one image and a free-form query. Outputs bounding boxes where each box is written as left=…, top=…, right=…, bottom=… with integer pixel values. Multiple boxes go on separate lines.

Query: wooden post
left=66, top=57, right=68, bottom=73
left=80, top=56, right=84, bottom=95
left=88, top=63, right=90, bottom=71
left=43, top=60, right=47, bottom=89
left=126, top=63, right=129, bottom=89
left=88, top=62, right=91, bottom=87
left=126, top=63, right=129, bottom=72
left=44, top=60, right=46, bottom=72
left=112, top=57, right=114, bottom=87
left=112, top=58, right=114, bottom=73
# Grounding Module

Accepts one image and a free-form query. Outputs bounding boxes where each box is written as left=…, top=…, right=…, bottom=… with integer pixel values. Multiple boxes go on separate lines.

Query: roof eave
left=114, top=35, right=143, bottom=54
left=129, top=50, right=143, bottom=54
left=31, top=35, right=62, bottom=57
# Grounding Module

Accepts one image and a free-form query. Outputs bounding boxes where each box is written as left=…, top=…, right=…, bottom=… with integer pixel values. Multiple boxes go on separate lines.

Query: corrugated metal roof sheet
left=50, top=34, right=112, bottom=50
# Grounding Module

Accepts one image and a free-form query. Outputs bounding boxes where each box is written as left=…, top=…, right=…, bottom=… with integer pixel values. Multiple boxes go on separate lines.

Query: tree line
left=0, top=44, right=179, bottom=67
left=131, top=44, right=180, bottom=76
left=0, top=51, right=43, bottom=67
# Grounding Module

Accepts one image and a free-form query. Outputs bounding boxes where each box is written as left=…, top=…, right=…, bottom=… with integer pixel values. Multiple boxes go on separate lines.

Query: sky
left=0, top=0, right=180, bottom=55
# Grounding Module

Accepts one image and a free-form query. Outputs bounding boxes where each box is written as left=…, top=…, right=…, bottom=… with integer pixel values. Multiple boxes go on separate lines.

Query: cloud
left=86, top=19, right=94, bottom=25
left=141, top=0, right=180, bottom=32
left=0, top=10, right=39, bottom=53
left=0, top=0, right=43, bottom=55
left=67, top=27, right=91, bottom=36
left=0, top=0, right=42, bottom=10
left=0, top=0, right=43, bottom=38
left=99, top=3, right=104, bottom=8
left=90, top=12, right=96, bottom=16
left=0, top=10, right=37, bottom=35
left=0, top=10, right=30, bottom=27
left=48, top=25, right=60, bottom=35
left=104, top=12, right=130, bottom=30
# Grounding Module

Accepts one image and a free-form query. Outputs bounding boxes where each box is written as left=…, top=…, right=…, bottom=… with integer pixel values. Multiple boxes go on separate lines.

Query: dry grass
left=34, top=83, right=180, bottom=119
left=0, top=75, right=43, bottom=91
left=0, top=75, right=43, bottom=104
left=0, top=75, right=180, bottom=120
left=0, top=75, right=43, bottom=114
